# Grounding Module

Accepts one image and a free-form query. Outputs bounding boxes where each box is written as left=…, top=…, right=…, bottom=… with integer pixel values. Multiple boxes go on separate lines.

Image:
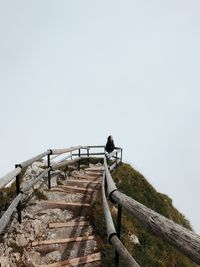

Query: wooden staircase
left=30, top=168, right=102, bottom=267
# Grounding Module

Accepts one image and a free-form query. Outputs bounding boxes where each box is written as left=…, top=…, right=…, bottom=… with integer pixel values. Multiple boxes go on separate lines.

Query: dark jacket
left=105, top=138, right=115, bottom=153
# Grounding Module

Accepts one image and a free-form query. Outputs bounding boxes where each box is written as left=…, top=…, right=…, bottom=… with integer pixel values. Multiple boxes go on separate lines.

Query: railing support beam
left=47, top=150, right=52, bottom=190
left=115, top=204, right=122, bottom=267
left=15, top=164, right=22, bottom=224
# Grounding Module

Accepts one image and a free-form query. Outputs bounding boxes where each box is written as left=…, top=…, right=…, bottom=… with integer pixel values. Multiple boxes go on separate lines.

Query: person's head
left=108, top=135, right=113, bottom=141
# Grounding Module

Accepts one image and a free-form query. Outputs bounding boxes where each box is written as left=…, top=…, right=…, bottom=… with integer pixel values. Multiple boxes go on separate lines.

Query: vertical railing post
left=78, top=148, right=81, bottom=171
left=87, top=148, right=90, bottom=166
left=120, top=148, right=123, bottom=164
left=115, top=151, right=118, bottom=168
left=115, top=204, right=122, bottom=267
left=15, top=164, right=22, bottom=224
left=47, top=150, right=52, bottom=190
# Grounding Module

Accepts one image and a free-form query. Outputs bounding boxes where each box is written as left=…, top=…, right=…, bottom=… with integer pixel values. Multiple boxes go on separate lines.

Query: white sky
left=0, top=0, right=200, bottom=233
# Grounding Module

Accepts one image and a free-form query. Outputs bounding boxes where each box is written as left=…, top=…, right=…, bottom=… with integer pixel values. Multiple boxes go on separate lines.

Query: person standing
left=105, top=135, right=115, bottom=154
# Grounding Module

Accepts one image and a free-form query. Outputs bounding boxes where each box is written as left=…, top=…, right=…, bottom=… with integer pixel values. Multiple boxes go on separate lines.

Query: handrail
left=112, top=190, right=200, bottom=264
left=0, top=168, right=50, bottom=235
left=104, top=158, right=118, bottom=199
left=102, top=172, right=140, bottom=267
left=104, top=157, right=200, bottom=265
left=0, top=193, right=23, bottom=235
left=51, top=157, right=81, bottom=170
left=19, top=150, right=50, bottom=169
left=0, top=167, right=22, bottom=190
left=0, top=150, right=50, bottom=190
left=51, top=146, right=81, bottom=155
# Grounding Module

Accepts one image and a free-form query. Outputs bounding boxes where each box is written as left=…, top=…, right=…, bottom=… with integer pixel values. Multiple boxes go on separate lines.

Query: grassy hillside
left=91, top=163, right=198, bottom=267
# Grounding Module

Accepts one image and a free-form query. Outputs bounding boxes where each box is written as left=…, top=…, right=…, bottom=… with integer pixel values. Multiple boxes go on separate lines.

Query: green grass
left=91, top=163, right=197, bottom=267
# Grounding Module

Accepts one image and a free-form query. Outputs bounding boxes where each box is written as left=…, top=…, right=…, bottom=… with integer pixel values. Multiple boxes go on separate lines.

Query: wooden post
left=115, top=204, right=122, bottom=266
left=78, top=148, right=81, bottom=171
left=47, top=150, right=52, bottom=190
left=15, top=164, right=22, bottom=224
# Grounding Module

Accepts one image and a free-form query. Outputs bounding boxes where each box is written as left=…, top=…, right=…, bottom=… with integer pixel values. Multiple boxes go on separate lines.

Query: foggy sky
left=0, top=0, right=200, bottom=233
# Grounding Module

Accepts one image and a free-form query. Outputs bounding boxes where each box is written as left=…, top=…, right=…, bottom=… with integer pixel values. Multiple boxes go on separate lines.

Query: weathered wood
left=112, top=190, right=200, bottom=265
left=102, top=173, right=116, bottom=240
left=41, top=200, right=91, bottom=208
left=32, top=235, right=95, bottom=246
left=66, top=179, right=101, bottom=184
left=0, top=166, right=21, bottom=190
left=51, top=157, right=81, bottom=170
left=58, top=185, right=98, bottom=193
left=51, top=146, right=81, bottom=155
left=19, top=151, right=50, bottom=169
left=22, top=168, right=50, bottom=193
left=39, top=252, right=101, bottom=267
left=102, top=173, right=139, bottom=266
left=49, top=221, right=90, bottom=228
left=0, top=193, right=23, bottom=234
left=75, top=174, right=101, bottom=180
left=104, top=158, right=117, bottom=198
left=110, top=235, right=140, bottom=267
left=85, top=167, right=104, bottom=171
left=50, top=187, right=94, bottom=196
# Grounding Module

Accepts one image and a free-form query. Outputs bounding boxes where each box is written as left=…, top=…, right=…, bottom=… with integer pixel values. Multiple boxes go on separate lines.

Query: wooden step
left=32, top=235, right=95, bottom=246
left=49, top=221, right=90, bottom=228
left=50, top=187, right=96, bottom=195
left=41, top=200, right=91, bottom=208
left=86, top=169, right=104, bottom=172
left=76, top=174, right=101, bottom=180
left=59, top=185, right=98, bottom=193
left=39, top=252, right=101, bottom=267
left=66, top=179, right=101, bottom=184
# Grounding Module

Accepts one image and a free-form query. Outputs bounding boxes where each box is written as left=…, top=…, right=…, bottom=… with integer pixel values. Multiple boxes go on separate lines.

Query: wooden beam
left=49, top=221, right=90, bottom=228
left=39, top=252, right=101, bottom=267
left=58, top=185, right=98, bottom=193
left=75, top=174, right=101, bottom=180
left=32, top=235, right=95, bottom=246
left=66, top=179, right=101, bottom=184
left=0, top=166, right=21, bottom=190
left=41, top=200, right=91, bottom=208
left=51, top=146, right=81, bottom=155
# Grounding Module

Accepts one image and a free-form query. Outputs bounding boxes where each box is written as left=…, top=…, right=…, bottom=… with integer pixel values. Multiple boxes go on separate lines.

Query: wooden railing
left=1, top=145, right=200, bottom=266
left=103, top=155, right=200, bottom=266
left=0, top=146, right=83, bottom=234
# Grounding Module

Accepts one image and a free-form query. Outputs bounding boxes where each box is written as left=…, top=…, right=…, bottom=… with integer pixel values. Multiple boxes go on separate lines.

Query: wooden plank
left=112, top=190, right=200, bottom=265
left=0, top=193, right=23, bottom=235
left=59, top=185, right=98, bottom=193
left=51, top=158, right=80, bottom=170
left=50, top=188, right=95, bottom=196
left=19, top=150, right=50, bottom=169
left=41, top=200, right=91, bottom=208
left=49, top=221, right=90, bottom=228
left=0, top=166, right=21, bottom=190
left=32, top=235, right=95, bottom=246
left=76, top=174, right=101, bottom=180
left=51, top=146, right=81, bottom=155
left=39, top=252, right=101, bottom=267
left=66, top=179, right=101, bottom=184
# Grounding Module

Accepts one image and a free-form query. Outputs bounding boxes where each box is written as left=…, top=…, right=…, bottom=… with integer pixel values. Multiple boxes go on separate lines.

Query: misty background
left=0, top=0, right=200, bottom=233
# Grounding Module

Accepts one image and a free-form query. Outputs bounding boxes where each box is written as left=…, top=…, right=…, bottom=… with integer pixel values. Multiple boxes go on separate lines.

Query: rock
left=128, top=233, right=140, bottom=245
left=24, top=251, right=41, bottom=267
left=16, top=234, right=29, bottom=247
left=45, top=251, right=62, bottom=262
left=13, top=253, right=21, bottom=261
left=0, top=256, right=10, bottom=267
